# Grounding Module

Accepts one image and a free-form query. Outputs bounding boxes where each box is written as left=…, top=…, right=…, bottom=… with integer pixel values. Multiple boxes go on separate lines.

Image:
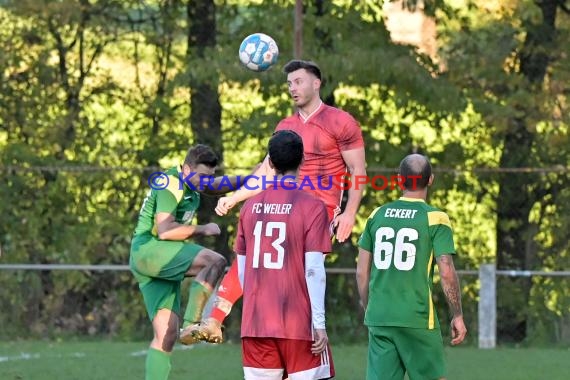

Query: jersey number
left=374, top=227, right=418, bottom=271
left=252, top=221, right=286, bottom=269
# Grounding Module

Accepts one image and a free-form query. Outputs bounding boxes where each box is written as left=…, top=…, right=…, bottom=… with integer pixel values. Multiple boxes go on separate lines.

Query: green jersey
left=358, top=197, right=456, bottom=330
left=134, top=166, right=200, bottom=237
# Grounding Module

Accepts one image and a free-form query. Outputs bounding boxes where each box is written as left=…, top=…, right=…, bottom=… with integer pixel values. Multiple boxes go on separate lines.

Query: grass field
left=1, top=341, right=569, bottom=379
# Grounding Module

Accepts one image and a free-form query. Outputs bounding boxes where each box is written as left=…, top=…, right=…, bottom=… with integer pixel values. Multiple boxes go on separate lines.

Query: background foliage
left=0, top=0, right=568, bottom=345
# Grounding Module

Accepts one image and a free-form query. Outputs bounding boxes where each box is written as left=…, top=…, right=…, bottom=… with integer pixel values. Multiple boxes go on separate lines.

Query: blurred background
left=0, top=0, right=569, bottom=378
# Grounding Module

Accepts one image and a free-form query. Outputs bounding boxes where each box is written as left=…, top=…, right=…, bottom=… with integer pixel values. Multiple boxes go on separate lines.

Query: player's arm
left=436, top=254, right=467, bottom=345
left=215, top=156, right=275, bottom=215
left=334, top=147, right=366, bottom=242
left=356, top=247, right=372, bottom=310
left=201, top=175, right=241, bottom=196
left=305, top=251, right=328, bottom=354
left=155, top=212, right=220, bottom=240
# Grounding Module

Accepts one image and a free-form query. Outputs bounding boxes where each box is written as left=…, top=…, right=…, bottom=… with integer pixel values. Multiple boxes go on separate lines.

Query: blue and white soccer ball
left=238, top=33, right=279, bottom=72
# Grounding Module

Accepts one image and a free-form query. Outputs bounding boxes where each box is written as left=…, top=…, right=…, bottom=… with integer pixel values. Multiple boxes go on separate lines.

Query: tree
left=186, top=0, right=230, bottom=255
left=439, top=0, right=570, bottom=341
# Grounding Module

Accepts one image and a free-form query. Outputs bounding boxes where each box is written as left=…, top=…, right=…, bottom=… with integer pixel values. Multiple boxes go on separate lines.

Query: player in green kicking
left=357, top=154, right=467, bottom=380
left=130, top=144, right=236, bottom=380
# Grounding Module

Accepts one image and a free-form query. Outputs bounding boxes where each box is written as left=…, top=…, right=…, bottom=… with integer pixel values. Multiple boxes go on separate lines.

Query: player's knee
left=204, top=249, right=226, bottom=265
left=195, top=249, right=226, bottom=274
left=161, top=326, right=178, bottom=351
left=211, top=252, right=227, bottom=273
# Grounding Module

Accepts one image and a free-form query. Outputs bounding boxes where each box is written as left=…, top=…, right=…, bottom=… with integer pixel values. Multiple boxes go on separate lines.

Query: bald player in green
left=357, top=154, right=467, bottom=380
left=130, top=144, right=237, bottom=380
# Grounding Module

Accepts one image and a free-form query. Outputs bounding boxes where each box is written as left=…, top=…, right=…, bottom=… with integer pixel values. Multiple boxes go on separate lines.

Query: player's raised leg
left=179, top=248, right=227, bottom=345
left=191, top=258, right=243, bottom=343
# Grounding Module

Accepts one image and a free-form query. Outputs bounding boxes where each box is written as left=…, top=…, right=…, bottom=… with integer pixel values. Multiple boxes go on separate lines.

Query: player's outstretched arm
left=436, top=254, right=467, bottom=345
left=215, top=156, right=274, bottom=215
left=202, top=175, right=241, bottom=196
left=334, top=147, right=366, bottom=242
left=356, top=248, right=372, bottom=310
left=155, top=212, right=220, bottom=240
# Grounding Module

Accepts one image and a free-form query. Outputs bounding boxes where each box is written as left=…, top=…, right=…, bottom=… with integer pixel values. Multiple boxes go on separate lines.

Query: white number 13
left=252, top=221, right=286, bottom=269
left=374, top=227, right=418, bottom=271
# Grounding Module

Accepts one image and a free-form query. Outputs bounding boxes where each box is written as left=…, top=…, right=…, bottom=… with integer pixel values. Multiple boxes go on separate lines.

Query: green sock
left=183, top=280, right=212, bottom=328
left=145, top=348, right=171, bottom=380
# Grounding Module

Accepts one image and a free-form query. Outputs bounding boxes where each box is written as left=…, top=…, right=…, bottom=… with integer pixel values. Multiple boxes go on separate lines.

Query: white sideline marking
left=129, top=344, right=197, bottom=357
left=0, top=344, right=199, bottom=363
left=0, top=351, right=86, bottom=363
left=0, top=353, right=42, bottom=363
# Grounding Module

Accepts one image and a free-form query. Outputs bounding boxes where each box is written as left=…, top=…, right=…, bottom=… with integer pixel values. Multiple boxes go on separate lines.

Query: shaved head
left=399, top=154, right=432, bottom=190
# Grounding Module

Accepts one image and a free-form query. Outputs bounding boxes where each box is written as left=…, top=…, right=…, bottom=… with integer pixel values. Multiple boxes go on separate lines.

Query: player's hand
left=311, top=328, right=328, bottom=355
left=215, top=196, right=237, bottom=216
left=202, top=223, right=221, bottom=236
left=333, top=212, right=355, bottom=243
left=450, top=315, right=467, bottom=345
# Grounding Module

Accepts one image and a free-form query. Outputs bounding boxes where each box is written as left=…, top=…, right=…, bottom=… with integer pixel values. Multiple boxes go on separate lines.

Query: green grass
left=1, top=341, right=569, bottom=379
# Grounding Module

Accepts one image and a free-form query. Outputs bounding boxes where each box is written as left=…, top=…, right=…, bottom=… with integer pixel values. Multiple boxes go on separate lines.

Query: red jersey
left=235, top=186, right=332, bottom=340
left=275, top=103, right=364, bottom=220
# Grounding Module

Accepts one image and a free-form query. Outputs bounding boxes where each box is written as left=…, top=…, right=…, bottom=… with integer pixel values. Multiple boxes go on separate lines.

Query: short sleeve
left=155, top=191, right=178, bottom=215
left=428, top=211, right=456, bottom=257
left=338, top=112, right=364, bottom=151
left=155, top=174, right=183, bottom=215
left=304, top=199, right=332, bottom=254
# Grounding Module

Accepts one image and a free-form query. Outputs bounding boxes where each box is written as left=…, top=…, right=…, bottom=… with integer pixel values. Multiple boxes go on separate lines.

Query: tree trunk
left=496, top=0, right=558, bottom=343
left=187, top=0, right=228, bottom=254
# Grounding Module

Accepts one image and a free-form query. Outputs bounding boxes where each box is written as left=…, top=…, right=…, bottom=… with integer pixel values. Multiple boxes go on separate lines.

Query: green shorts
left=130, top=234, right=204, bottom=321
left=367, top=326, right=446, bottom=380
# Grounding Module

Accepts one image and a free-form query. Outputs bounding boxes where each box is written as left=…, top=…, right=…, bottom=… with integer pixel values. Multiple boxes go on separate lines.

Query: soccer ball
left=238, top=33, right=279, bottom=72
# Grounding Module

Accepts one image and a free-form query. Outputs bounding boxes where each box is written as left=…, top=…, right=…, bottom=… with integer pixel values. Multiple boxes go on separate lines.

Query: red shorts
left=328, top=205, right=341, bottom=237
left=328, top=204, right=341, bottom=224
left=242, top=337, right=334, bottom=380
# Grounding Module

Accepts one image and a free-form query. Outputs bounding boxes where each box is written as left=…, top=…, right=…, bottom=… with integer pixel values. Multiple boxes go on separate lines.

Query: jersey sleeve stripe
left=368, top=206, right=382, bottom=220
left=165, top=175, right=184, bottom=202
left=427, top=211, right=451, bottom=228
left=427, top=249, right=435, bottom=329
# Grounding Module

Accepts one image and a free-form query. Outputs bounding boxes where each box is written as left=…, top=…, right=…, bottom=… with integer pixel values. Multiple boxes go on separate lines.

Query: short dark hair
left=398, top=154, right=432, bottom=190
left=268, top=130, right=304, bottom=175
left=184, top=144, right=219, bottom=168
left=283, top=60, right=322, bottom=80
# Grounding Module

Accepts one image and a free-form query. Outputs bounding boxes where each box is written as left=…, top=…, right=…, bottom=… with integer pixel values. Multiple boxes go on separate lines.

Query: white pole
left=478, top=263, right=496, bottom=348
